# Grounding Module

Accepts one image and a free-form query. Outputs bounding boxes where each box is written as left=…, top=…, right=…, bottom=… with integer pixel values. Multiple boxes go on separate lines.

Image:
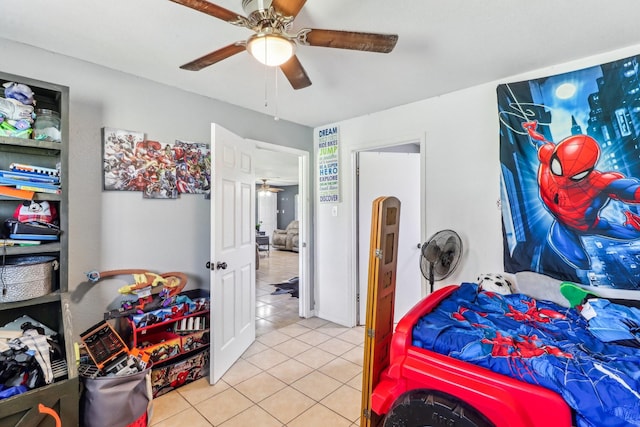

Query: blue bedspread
left=412, top=283, right=640, bottom=427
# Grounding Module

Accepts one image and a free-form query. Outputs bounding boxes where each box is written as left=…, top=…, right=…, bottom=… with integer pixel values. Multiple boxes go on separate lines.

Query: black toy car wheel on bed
left=383, top=389, right=494, bottom=427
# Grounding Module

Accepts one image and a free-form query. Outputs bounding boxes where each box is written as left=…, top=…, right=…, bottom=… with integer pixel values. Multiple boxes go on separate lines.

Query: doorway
left=252, top=140, right=311, bottom=320
left=355, top=142, right=425, bottom=325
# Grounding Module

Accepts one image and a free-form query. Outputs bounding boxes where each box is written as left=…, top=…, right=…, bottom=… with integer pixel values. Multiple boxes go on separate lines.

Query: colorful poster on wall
left=102, top=127, right=210, bottom=199
left=102, top=127, right=146, bottom=191
left=172, top=139, right=211, bottom=197
left=318, top=125, right=340, bottom=203
left=498, top=54, right=640, bottom=291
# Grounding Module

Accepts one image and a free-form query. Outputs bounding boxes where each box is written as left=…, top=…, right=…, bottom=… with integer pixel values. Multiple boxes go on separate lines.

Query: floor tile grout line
left=283, top=399, right=358, bottom=426
left=234, top=372, right=286, bottom=399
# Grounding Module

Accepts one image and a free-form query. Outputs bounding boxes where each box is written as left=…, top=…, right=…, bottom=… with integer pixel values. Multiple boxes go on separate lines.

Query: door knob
left=205, top=261, right=228, bottom=270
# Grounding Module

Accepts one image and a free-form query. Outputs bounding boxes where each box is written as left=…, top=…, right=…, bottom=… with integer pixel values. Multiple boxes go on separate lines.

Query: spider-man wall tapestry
left=498, top=53, right=640, bottom=291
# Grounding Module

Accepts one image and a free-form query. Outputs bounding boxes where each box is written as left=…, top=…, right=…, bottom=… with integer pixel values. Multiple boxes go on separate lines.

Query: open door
left=210, top=124, right=256, bottom=383
left=357, top=151, right=421, bottom=324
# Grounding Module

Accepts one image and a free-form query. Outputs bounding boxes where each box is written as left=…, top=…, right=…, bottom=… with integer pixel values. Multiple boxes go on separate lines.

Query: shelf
left=0, top=135, right=61, bottom=156
left=0, top=290, right=62, bottom=311
left=0, top=377, right=79, bottom=426
left=0, top=194, right=62, bottom=202
left=134, top=310, right=210, bottom=334
left=0, top=72, right=75, bottom=425
left=0, top=241, right=61, bottom=256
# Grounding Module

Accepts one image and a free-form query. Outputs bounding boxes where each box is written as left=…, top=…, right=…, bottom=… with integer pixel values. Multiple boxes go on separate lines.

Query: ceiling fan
left=259, top=178, right=284, bottom=192
left=169, top=0, right=399, bottom=89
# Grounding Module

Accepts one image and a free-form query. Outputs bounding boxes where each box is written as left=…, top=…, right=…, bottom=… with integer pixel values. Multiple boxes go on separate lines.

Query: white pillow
left=513, top=271, right=570, bottom=307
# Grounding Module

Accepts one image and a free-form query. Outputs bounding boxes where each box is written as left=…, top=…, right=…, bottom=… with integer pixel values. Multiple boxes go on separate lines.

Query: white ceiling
left=254, top=146, right=299, bottom=186
left=3, top=0, right=640, bottom=184
left=4, top=0, right=640, bottom=129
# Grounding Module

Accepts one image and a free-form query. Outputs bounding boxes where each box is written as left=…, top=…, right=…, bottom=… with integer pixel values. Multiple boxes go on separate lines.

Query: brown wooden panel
left=361, top=196, right=401, bottom=427
left=0, top=378, right=79, bottom=426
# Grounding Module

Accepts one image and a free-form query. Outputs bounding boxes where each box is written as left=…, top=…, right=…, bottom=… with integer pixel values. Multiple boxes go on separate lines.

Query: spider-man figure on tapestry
left=523, top=120, right=640, bottom=269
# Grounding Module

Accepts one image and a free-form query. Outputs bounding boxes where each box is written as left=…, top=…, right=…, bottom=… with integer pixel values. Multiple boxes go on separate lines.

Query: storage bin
left=138, top=331, right=181, bottom=363
left=0, top=255, right=58, bottom=303
left=80, top=364, right=153, bottom=427
left=180, top=329, right=209, bottom=353
left=151, top=348, right=209, bottom=397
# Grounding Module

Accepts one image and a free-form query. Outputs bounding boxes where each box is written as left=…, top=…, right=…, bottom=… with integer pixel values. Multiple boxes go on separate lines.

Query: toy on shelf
left=129, top=294, right=209, bottom=328
left=85, top=269, right=188, bottom=316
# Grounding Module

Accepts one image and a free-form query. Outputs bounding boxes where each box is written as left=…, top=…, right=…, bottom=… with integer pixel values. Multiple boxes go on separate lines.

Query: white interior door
left=257, top=191, right=277, bottom=238
left=210, top=124, right=256, bottom=383
left=358, top=151, right=421, bottom=323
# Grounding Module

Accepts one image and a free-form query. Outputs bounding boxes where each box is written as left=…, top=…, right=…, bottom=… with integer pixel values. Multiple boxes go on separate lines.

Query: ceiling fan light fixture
left=248, top=33, right=294, bottom=66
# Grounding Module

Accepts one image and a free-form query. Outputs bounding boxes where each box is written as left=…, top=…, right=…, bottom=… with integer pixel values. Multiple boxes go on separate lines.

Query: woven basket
left=0, top=256, right=58, bottom=303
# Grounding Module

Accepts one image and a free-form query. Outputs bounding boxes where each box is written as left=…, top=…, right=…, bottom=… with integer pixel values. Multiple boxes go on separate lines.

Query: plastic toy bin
left=138, top=331, right=182, bottom=363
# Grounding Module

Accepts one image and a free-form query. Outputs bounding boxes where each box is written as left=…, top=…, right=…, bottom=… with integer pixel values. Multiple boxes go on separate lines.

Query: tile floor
left=149, top=248, right=365, bottom=427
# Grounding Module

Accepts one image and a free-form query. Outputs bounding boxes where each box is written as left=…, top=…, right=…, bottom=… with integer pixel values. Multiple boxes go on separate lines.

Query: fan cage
left=419, top=230, right=463, bottom=290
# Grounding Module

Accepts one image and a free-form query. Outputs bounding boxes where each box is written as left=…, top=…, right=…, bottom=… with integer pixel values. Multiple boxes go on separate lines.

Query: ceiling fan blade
left=301, top=29, right=398, bottom=53
left=169, top=0, right=243, bottom=23
left=271, top=0, right=307, bottom=18
left=180, top=43, right=246, bottom=71
left=280, top=55, right=312, bottom=90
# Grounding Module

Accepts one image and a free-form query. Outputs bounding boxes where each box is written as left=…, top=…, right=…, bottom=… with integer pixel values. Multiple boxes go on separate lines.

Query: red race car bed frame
left=369, top=285, right=573, bottom=427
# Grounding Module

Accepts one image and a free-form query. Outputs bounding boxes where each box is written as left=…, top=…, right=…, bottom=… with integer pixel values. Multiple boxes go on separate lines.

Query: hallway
left=255, top=249, right=302, bottom=336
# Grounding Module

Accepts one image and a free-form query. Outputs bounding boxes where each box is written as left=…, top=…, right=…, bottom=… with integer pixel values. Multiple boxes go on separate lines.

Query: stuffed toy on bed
left=477, top=273, right=514, bottom=295
left=475, top=271, right=618, bottom=308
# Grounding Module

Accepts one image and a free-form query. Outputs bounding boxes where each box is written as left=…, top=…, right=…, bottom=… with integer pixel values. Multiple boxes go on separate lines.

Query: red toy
left=370, top=285, right=573, bottom=427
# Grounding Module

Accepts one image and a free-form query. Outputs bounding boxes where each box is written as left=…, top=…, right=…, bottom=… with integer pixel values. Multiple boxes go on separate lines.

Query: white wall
left=0, top=38, right=312, bottom=337
left=314, top=43, right=640, bottom=327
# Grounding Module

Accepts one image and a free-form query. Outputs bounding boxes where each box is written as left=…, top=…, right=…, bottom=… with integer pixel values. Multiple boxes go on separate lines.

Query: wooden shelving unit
left=0, top=71, right=78, bottom=426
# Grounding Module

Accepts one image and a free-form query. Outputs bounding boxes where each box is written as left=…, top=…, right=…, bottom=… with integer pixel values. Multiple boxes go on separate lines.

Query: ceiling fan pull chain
left=274, top=66, right=280, bottom=121
left=264, top=61, right=269, bottom=107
